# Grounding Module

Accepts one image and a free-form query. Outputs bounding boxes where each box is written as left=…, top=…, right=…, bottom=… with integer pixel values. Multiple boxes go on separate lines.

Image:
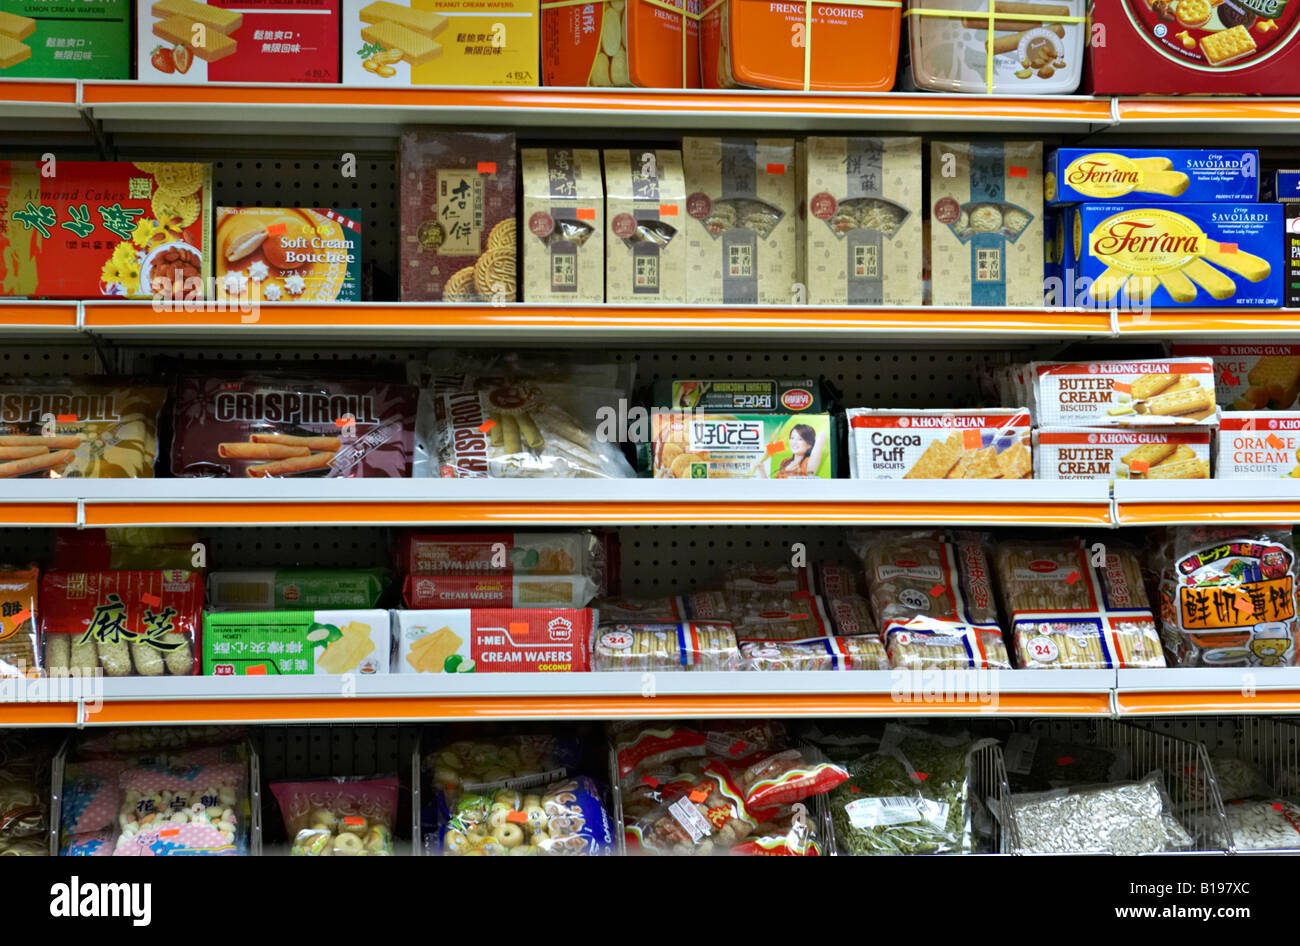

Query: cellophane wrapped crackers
left=522, top=147, right=603, bottom=303
left=604, top=148, right=687, bottom=304
left=993, top=539, right=1165, bottom=669
left=1172, top=344, right=1300, bottom=410
left=1216, top=413, right=1300, bottom=478
left=846, top=408, right=1032, bottom=480
left=593, top=620, right=739, bottom=672
left=543, top=0, right=700, bottom=87
left=1152, top=528, right=1299, bottom=667
left=929, top=140, right=1042, bottom=306
left=1034, top=427, right=1211, bottom=480
left=805, top=137, right=923, bottom=306
left=683, top=137, right=801, bottom=305
left=1027, top=357, right=1218, bottom=427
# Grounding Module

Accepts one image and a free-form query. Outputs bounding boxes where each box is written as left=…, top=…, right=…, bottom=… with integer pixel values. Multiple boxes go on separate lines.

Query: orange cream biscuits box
left=701, top=0, right=900, bottom=89
left=1217, top=413, right=1300, bottom=478
left=345, top=0, right=539, bottom=85
left=806, top=136, right=922, bottom=306
left=604, top=148, right=686, bottom=304
left=1172, top=344, right=1300, bottom=411
left=929, top=140, right=1042, bottom=307
left=683, top=136, right=801, bottom=305
left=216, top=208, right=362, bottom=302
left=522, top=148, right=603, bottom=303
left=543, top=0, right=699, bottom=87
left=138, top=0, right=340, bottom=82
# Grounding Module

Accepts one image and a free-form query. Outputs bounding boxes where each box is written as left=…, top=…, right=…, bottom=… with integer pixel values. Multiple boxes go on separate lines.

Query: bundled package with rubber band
left=593, top=620, right=740, bottom=672
left=739, top=635, right=890, bottom=671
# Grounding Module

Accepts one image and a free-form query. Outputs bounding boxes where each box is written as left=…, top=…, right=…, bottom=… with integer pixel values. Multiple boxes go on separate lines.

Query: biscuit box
left=1029, top=358, right=1218, bottom=427
left=138, top=0, right=340, bottom=82
left=1217, top=412, right=1300, bottom=478
left=203, top=609, right=393, bottom=675
left=1034, top=427, right=1211, bottom=480
left=654, top=378, right=826, bottom=413
left=1063, top=203, right=1283, bottom=308
left=543, top=0, right=699, bottom=87
left=1086, top=0, right=1300, bottom=94
left=216, top=208, right=361, bottom=302
left=603, top=148, right=687, bottom=304
left=845, top=408, right=1032, bottom=480
left=682, top=136, right=801, bottom=305
left=1170, top=343, right=1300, bottom=410
left=522, top=148, right=603, bottom=303
left=1045, top=149, right=1260, bottom=206
left=1281, top=170, right=1300, bottom=308
left=805, top=136, right=923, bottom=306
left=399, top=129, right=517, bottom=302
left=395, top=607, right=594, bottom=673
left=345, top=0, right=539, bottom=86
left=207, top=568, right=391, bottom=610
left=650, top=411, right=835, bottom=478
left=0, top=0, right=129, bottom=77
left=929, top=140, right=1043, bottom=307
left=0, top=161, right=212, bottom=299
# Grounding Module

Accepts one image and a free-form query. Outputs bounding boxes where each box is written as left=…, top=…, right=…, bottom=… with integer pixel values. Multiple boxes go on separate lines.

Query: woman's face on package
left=789, top=429, right=808, bottom=454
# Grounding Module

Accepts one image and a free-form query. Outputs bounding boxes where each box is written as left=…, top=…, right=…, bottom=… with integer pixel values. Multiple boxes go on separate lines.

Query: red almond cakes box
left=399, top=129, right=518, bottom=302
left=0, top=161, right=212, bottom=299
left=1087, top=0, right=1300, bottom=94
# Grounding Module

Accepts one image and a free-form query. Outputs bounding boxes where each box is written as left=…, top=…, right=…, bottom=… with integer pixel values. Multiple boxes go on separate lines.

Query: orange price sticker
left=1267, top=433, right=1286, bottom=449
left=1130, top=460, right=1150, bottom=474
left=913, top=771, right=929, bottom=781
left=478, top=419, right=497, bottom=434
left=576, top=207, right=596, bottom=221
left=9, top=608, right=29, bottom=628
left=1008, top=166, right=1028, bottom=178
left=765, top=163, right=785, bottom=175
left=688, top=788, right=709, bottom=803
left=334, top=416, right=355, bottom=428
left=266, top=223, right=287, bottom=237
left=1235, top=594, right=1255, bottom=615
left=477, top=162, right=497, bottom=174
left=1112, top=381, right=1132, bottom=395
left=930, top=584, right=946, bottom=597
left=506, top=810, right=528, bottom=824
left=509, top=621, right=530, bottom=636
left=160, top=828, right=181, bottom=838
left=1065, top=571, right=1081, bottom=585
left=1220, top=243, right=1238, bottom=254
left=344, top=816, right=364, bottom=826
left=659, top=203, right=678, bottom=216
left=766, top=439, right=786, bottom=456
left=246, top=664, right=267, bottom=676
left=56, top=414, right=77, bottom=423
left=141, top=593, right=161, bottom=608
left=962, top=429, right=982, bottom=450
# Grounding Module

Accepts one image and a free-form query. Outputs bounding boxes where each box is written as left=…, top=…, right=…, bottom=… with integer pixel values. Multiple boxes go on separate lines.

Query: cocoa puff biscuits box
left=344, top=0, right=538, bottom=86
left=846, top=408, right=1032, bottom=480
left=399, top=129, right=518, bottom=302
left=1045, top=149, right=1260, bottom=206
left=1217, top=412, right=1300, bottom=478
left=0, top=0, right=129, bottom=78
left=41, top=570, right=203, bottom=677
left=929, top=140, right=1042, bottom=307
left=138, top=0, right=340, bottom=83
left=203, top=609, right=393, bottom=675
left=0, top=381, right=166, bottom=478
left=522, top=148, right=603, bottom=304
left=682, top=137, right=801, bottom=305
left=215, top=208, right=361, bottom=302
left=1171, top=343, right=1300, bottom=410
left=543, top=0, right=699, bottom=87
left=170, top=376, right=417, bottom=477
left=806, top=136, right=922, bottom=306
left=395, top=607, right=594, bottom=673
left=1034, top=427, right=1211, bottom=480
left=0, top=161, right=211, bottom=299
left=604, top=148, right=687, bottom=304
left=1029, top=358, right=1218, bottom=427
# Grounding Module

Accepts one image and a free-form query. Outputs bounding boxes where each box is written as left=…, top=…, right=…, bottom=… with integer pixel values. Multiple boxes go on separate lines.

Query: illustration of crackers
left=361, top=21, right=441, bottom=65
left=0, top=34, right=29, bottom=68
left=1130, top=374, right=1178, bottom=400
left=904, top=439, right=961, bottom=479
left=996, top=442, right=1032, bottom=479
left=359, top=1, right=448, bottom=37
left=153, top=16, right=237, bottom=61
left=0, top=11, right=35, bottom=40
left=151, top=0, right=242, bottom=33
left=406, top=626, right=463, bottom=673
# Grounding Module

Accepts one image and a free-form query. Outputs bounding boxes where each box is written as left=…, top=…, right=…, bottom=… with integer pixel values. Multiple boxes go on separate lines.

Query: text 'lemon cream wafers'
left=151, top=0, right=242, bottom=32
left=361, top=20, right=441, bottom=65
left=1029, top=358, right=1217, bottom=427
left=153, top=16, right=237, bottom=61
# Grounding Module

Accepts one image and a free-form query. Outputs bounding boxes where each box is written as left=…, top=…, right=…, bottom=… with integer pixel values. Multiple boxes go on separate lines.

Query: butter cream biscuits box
left=522, top=148, right=603, bottom=303
left=1171, top=343, right=1300, bottom=411
left=1062, top=202, right=1283, bottom=308
left=137, top=0, right=340, bottom=83
left=1046, top=149, right=1260, bottom=206
left=203, top=609, right=393, bottom=675
left=604, top=148, right=687, bottom=304
left=1034, top=427, right=1211, bottom=480
left=1217, top=412, right=1300, bottom=478
left=216, top=208, right=361, bottom=302
left=0, top=0, right=129, bottom=78
left=1029, top=358, right=1217, bottom=427
left=395, top=607, right=594, bottom=673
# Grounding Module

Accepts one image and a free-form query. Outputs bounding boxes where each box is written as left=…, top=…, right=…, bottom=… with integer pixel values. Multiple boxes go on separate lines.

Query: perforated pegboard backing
left=0, top=344, right=104, bottom=377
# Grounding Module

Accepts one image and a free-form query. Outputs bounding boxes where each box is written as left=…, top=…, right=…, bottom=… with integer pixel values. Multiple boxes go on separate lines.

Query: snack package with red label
left=395, top=608, right=594, bottom=674
left=271, top=776, right=398, bottom=857
left=171, top=374, right=417, bottom=478
left=738, top=748, right=850, bottom=810
left=41, top=570, right=203, bottom=677
left=688, top=589, right=836, bottom=639
left=625, top=762, right=764, bottom=856
left=731, top=811, right=823, bottom=856
left=610, top=720, right=786, bottom=783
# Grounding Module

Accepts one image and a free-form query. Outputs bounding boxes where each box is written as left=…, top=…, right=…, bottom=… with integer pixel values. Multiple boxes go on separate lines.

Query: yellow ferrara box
left=1045, top=149, right=1259, bottom=206
left=203, top=610, right=393, bottom=675
left=342, top=0, right=538, bottom=85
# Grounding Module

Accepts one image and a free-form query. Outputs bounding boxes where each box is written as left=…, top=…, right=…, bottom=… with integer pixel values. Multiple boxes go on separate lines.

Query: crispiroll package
left=1007, top=772, right=1194, bottom=855
left=592, top=621, right=740, bottom=672
left=270, top=776, right=398, bottom=857
left=413, top=353, right=636, bottom=479
left=1151, top=527, right=1300, bottom=668
left=994, top=539, right=1165, bottom=669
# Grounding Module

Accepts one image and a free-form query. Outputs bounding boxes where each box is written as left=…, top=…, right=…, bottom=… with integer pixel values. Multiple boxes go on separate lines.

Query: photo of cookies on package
left=215, top=207, right=361, bottom=302
left=846, top=408, right=1031, bottom=480
left=1029, top=358, right=1217, bottom=427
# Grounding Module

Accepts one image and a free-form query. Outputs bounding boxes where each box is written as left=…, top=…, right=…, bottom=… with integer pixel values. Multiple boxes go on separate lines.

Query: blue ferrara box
left=1060, top=203, right=1283, bottom=309
left=1046, top=149, right=1259, bottom=206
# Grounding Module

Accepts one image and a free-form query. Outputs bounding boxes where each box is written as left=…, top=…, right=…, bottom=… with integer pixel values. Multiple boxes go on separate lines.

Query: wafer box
left=395, top=608, right=594, bottom=673
left=203, top=609, right=392, bottom=675
left=0, top=0, right=129, bottom=77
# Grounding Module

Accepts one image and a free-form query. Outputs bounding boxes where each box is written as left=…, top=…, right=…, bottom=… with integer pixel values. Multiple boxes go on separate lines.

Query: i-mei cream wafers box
left=138, top=0, right=340, bottom=82
left=1034, top=427, right=1211, bottom=480
left=1217, top=413, right=1300, bottom=478
left=845, top=408, right=1032, bottom=480
left=1045, top=149, right=1260, bottom=206
left=395, top=608, right=594, bottom=673
left=1029, top=359, right=1218, bottom=427
left=1171, top=344, right=1300, bottom=411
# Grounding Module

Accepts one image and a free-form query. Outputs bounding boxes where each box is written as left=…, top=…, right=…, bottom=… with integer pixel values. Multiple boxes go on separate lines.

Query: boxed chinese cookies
left=0, top=161, right=211, bottom=299
left=399, top=129, right=517, bottom=302
left=138, top=0, right=340, bottom=82
left=683, top=137, right=801, bottom=305
left=543, top=0, right=698, bottom=87
left=806, top=137, right=922, bottom=306
left=1028, top=357, right=1217, bottom=427
left=216, top=208, right=361, bottom=302
left=346, top=0, right=538, bottom=86
left=1045, top=149, right=1260, bottom=206
left=701, top=0, right=899, bottom=90
left=929, top=141, right=1042, bottom=307
left=396, top=608, right=594, bottom=673
left=604, top=148, right=686, bottom=304
left=522, top=148, right=603, bottom=303
left=904, top=0, right=1085, bottom=93
left=1035, top=427, right=1211, bottom=480
left=846, top=408, right=1031, bottom=479
left=1171, top=344, right=1300, bottom=410
left=0, top=0, right=129, bottom=77
left=203, top=610, right=392, bottom=675
left=1217, top=413, right=1300, bottom=478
